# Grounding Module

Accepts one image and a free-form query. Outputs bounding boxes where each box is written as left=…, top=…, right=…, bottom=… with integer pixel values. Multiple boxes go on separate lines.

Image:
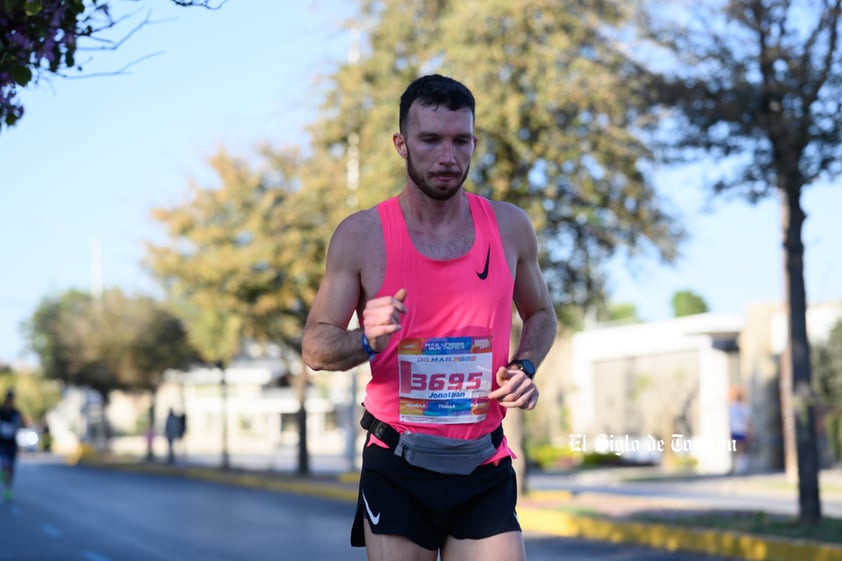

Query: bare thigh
left=441, top=531, right=526, bottom=561
left=363, top=520, right=439, bottom=561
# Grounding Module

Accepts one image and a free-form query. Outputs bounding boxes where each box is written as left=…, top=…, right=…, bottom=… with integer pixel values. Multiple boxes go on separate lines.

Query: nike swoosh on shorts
left=362, top=492, right=381, bottom=525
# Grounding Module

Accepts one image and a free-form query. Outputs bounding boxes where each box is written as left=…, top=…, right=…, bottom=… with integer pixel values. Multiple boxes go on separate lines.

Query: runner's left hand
left=488, top=366, right=539, bottom=410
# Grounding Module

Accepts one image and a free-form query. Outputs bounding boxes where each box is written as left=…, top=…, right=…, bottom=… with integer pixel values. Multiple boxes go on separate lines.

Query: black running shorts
left=0, top=441, right=16, bottom=465
left=350, top=443, right=521, bottom=550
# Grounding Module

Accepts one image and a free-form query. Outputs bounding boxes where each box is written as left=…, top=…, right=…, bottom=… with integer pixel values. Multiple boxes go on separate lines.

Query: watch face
left=519, top=359, right=536, bottom=376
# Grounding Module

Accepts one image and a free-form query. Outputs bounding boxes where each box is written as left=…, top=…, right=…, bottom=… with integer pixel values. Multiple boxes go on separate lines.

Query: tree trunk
left=296, top=366, right=310, bottom=476
left=780, top=187, right=821, bottom=524
left=146, top=395, right=156, bottom=462
left=218, top=362, right=230, bottom=470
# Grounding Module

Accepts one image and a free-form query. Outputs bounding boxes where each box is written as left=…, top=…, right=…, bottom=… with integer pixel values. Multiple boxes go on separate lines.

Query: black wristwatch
left=508, top=359, right=536, bottom=380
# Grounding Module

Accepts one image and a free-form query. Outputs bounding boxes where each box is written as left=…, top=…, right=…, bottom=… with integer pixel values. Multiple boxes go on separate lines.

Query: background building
left=560, top=300, right=842, bottom=474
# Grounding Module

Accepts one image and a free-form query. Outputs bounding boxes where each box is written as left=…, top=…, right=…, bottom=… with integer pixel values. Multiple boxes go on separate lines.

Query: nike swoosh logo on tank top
left=476, top=245, right=490, bottom=280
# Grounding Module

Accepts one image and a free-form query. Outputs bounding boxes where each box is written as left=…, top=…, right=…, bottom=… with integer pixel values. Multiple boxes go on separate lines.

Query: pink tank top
left=363, top=193, right=514, bottom=458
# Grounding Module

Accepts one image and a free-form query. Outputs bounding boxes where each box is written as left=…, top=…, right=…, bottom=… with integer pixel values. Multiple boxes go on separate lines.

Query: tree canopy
left=145, top=145, right=331, bottom=474
left=671, top=290, right=709, bottom=317
left=311, top=0, right=684, bottom=324
left=634, top=0, right=842, bottom=524
left=137, top=0, right=691, bottom=476
left=145, top=147, right=322, bottom=357
left=22, top=288, right=194, bottom=399
left=637, top=0, right=842, bottom=195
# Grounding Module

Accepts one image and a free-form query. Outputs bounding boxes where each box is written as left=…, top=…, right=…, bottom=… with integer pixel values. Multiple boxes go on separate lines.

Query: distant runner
left=0, top=389, right=26, bottom=502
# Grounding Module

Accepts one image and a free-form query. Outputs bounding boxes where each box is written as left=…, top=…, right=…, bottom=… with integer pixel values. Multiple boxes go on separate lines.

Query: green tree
left=101, top=290, right=197, bottom=459
left=813, top=318, right=842, bottom=464
left=671, top=290, right=709, bottom=317
left=25, top=288, right=192, bottom=395
left=307, top=0, right=683, bottom=492
left=145, top=147, right=325, bottom=474
left=23, top=288, right=194, bottom=448
left=0, top=0, right=223, bottom=131
left=75, top=290, right=194, bottom=392
left=316, top=0, right=683, bottom=323
left=23, top=289, right=91, bottom=387
left=604, top=302, right=640, bottom=323
left=635, top=0, right=842, bottom=524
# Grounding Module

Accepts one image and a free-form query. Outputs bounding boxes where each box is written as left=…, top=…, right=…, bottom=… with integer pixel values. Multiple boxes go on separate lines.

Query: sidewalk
left=519, top=467, right=842, bottom=561
left=78, top=452, right=842, bottom=561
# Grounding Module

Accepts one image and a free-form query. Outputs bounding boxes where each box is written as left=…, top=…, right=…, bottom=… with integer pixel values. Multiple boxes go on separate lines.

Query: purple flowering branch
left=0, top=0, right=225, bottom=131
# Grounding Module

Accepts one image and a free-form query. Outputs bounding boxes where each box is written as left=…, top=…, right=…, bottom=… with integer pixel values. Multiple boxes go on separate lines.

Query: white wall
left=570, top=313, right=743, bottom=473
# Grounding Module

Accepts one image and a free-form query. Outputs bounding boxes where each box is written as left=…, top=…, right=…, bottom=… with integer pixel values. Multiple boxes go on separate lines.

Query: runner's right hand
left=362, top=288, right=407, bottom=353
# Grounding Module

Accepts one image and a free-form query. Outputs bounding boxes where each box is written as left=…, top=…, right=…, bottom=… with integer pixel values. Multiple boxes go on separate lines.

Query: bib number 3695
left=409, top=371, right=483, bottom=392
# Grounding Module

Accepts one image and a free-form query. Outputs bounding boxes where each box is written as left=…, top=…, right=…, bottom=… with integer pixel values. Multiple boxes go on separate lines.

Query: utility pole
left=90, top=239, right=103, bottom=299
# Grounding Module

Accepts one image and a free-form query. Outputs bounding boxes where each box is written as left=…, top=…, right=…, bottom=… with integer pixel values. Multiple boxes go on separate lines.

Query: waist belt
left=360, top=409, right=504, bottom=451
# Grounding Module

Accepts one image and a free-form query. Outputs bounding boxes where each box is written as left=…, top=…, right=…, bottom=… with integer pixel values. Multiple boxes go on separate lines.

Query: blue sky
left=1, top=1, right=840, bottom=366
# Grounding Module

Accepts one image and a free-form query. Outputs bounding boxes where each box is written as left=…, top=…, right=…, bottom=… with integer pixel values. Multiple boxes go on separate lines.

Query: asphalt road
left=2, top=455, right=734, bottom=561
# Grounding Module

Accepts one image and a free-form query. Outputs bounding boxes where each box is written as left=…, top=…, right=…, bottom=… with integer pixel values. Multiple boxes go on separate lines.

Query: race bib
left=397, top=336, right=493, bottom=424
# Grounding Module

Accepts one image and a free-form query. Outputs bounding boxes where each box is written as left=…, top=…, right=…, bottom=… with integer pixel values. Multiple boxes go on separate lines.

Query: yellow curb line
left=175, top=467, right=360, bottom=503
left=517, top=508, right=842, bottom=561
left=83, top=460, right=360, bottom=503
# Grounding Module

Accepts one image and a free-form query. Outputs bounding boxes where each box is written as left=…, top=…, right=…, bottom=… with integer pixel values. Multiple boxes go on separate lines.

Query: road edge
left=77, top=458, right=842, bottom=561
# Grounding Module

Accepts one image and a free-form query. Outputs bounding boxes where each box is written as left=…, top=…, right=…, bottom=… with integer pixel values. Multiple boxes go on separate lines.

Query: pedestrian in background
left=0, top=389, right=26, bottom=501
left=40, top=422, right=52, bottom=453
left=729, top=385, right=752, bottom=474
left=165, top=408, right=180, bottom=464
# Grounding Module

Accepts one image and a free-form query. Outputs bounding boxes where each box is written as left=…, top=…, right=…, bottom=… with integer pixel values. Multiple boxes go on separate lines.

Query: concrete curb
left=79, top=459, right=842, bottom=561
left=517, top=508, right=842, bottom=561
left=84, top=460, right=359, bottom=503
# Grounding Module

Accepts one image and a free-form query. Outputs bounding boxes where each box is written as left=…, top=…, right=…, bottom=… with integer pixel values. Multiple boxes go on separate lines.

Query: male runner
left=302, top=74, right=557, bottom=561
left=0, top=390, right=26, bottom=502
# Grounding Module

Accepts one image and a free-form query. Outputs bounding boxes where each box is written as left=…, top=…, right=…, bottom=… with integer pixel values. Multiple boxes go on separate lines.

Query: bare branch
left=808, top=0, right=842, bottom=103
left=171, top=0, right=229, bottom=9
left=122, top=0, right=229, bottom=8
left=77, top=9, right=152, bottom=51
left=58, top=51, right=166, bottom=79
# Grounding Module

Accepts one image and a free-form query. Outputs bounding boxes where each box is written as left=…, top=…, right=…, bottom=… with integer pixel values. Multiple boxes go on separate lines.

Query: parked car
left=16, top=427, right=40, bottom=451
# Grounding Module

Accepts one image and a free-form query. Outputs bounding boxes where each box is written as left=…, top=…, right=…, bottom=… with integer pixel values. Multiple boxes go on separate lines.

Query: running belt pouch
left=394, top=431, right=497, bottom=475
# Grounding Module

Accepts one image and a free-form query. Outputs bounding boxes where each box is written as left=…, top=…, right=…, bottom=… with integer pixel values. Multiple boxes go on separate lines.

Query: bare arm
left=509, top=206, right=557, bottom=367
left=302, top=212, right=369, bottom=371
left=488, top=203, right=557, bottom=409
left=302, top=210, right=406, bottom=371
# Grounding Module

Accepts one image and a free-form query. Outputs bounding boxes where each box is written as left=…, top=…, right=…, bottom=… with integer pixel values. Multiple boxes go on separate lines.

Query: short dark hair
left=399, top=74, right=475, bottom=135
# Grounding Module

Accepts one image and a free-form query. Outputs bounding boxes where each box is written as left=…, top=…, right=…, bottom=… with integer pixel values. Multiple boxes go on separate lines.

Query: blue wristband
left=361, top=332, right=378, bottom=361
